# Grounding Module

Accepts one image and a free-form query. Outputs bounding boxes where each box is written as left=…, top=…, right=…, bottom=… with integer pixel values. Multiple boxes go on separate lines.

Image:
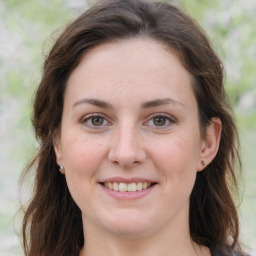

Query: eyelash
left=81, top=113, right=111, bottom=128
left=81, top=113, right=175, bottom=129
left=144, top=113, right=175, bottom=128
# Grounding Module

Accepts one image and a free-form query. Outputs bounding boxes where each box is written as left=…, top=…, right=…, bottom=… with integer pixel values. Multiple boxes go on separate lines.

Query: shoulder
left=211, top=245, right=250, bottom=256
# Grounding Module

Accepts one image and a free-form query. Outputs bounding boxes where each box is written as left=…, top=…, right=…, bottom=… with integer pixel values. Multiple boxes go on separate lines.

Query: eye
left=81, top=114, right=110, bottom=128
left=152, top=116, right=168, bottom=126
left=145, top=114, right=175, bottom=128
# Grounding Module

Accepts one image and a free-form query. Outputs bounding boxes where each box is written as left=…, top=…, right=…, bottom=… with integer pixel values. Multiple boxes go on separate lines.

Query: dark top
left=210, top=245, right=250, bottom=256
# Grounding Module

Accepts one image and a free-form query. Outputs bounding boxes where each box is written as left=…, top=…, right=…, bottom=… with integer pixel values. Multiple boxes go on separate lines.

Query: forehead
left=66, top=38, right=196, bottom=109
left=71, top=38, right=183, bottom=77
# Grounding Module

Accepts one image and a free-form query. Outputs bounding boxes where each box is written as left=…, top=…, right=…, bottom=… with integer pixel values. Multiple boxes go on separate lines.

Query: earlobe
left=198, top=117, right=222, bottom=171
left=53, top=130, right=64, bottom=173
left=58, top=164, right=65, bottom=174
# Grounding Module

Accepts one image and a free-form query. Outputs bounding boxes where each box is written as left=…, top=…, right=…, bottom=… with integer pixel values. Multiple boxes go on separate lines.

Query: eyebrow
left=73, top=98, right=114, bottom=109
left=141, top=98, right=185, bottom=109
left=72, top=97, right=185, bottom=109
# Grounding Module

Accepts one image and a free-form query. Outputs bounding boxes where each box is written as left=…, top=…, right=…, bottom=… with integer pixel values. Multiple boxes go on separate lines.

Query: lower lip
left=100, top=184, right=157, bottom=200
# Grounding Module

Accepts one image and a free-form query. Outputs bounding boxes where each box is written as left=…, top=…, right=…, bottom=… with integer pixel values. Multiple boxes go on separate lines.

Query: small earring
left=59, top=164, right=64, bottom=170
left=201, top=160, right=205, bottom=166
left=58, top=164, right=65, bottom=173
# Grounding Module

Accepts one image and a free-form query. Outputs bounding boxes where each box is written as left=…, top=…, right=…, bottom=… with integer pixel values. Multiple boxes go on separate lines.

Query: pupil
left=92, top=117, right=103, bottom=126
left=153, top=117, right=166, bottom=126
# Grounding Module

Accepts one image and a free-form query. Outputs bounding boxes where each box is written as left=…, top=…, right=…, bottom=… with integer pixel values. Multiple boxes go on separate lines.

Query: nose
left=108, top=122, right=147, bottom=168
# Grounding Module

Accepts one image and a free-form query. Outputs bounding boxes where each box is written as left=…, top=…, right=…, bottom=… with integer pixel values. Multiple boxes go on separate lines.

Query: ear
left=198, top=117, right=222, bottom=171
left=53, top=130, right=65, bottom=174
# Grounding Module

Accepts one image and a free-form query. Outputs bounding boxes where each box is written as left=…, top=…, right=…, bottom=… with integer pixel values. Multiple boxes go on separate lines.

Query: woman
left=20, top=0, right=246, bottom=255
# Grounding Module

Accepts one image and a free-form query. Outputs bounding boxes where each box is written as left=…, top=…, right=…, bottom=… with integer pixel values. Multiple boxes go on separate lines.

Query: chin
left=101, top=213, right=156, bottom=238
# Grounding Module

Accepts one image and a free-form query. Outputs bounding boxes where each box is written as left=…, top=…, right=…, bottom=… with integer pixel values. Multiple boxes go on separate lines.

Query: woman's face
left=54, top=39, right=212, bottom=238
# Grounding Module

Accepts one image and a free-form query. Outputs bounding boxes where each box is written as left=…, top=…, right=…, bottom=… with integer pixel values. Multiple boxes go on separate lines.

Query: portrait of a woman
left=20, top=0, right=248, bottom=255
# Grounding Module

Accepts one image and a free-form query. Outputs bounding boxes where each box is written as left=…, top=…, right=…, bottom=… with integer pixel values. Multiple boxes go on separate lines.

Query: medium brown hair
left=20, top=0, right=243, bottom=255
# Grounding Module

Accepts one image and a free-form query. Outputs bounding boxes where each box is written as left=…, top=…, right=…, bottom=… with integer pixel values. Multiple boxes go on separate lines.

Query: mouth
left=99, top=178, right=158, bottom=200
left=100, top=181, right=156, bottom=192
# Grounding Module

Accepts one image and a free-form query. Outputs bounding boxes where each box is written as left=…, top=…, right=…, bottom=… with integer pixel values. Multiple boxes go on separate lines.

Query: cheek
left=151, top=133, right=200, bottom=188
left=154, top=134, right=200, bottom=168
left=62, top=134, right=106, bottom=179
left=62, top=136, right=107, bottom=208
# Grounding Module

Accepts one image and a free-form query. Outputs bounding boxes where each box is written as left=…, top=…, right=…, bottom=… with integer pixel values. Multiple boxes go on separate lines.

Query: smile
left=103, top=182, right=152, bottom=192
left=99, top=179, right=158, bottom=200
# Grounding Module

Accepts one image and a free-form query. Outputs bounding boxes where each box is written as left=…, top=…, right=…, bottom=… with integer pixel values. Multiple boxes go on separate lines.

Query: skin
left=54, top=38, right=221, bottom=256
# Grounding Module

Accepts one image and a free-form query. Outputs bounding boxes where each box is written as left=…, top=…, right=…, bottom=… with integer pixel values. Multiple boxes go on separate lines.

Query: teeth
left=108, top=182, right=113, bottom=190
left=119, top=183, right=128, bottom=192
left=113, top=182, right=118, bottom=191
left=128, top=182, right=137, bottom=192
left=142, top=182, right=148, bottom=189
left=137, top=182, right=142, bottom=191
left=103, top=182, right=152, bottom=192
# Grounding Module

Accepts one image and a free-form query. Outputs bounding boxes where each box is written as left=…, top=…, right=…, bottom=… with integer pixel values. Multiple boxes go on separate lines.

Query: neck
left=79, top=215, right=210, bottom=256
left=80, top=237, right=205, bottom=256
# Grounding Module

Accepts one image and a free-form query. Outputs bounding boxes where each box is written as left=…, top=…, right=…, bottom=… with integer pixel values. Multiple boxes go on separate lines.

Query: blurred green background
left=0, top=0, right=255, bottom=255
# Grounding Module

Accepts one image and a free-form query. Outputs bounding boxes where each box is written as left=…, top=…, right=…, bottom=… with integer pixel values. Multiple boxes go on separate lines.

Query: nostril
left=108, top=132, right=147, bottom=167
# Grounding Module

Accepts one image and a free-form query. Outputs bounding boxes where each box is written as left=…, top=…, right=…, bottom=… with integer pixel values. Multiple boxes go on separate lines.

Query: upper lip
left=99, top=177, right=157, bottom=183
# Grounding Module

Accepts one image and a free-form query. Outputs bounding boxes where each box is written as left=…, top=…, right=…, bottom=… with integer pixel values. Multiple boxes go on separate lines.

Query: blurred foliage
left=0, top=0, right=255, bottom=255
left=181, top=0, right=256, bottom=115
